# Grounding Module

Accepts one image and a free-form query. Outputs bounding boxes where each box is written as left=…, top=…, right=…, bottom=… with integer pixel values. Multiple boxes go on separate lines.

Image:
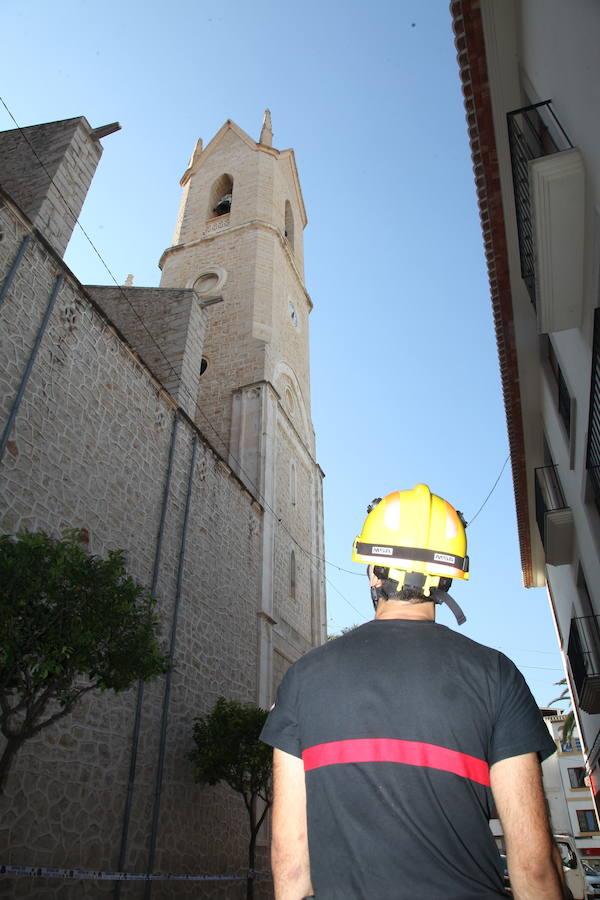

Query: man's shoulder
left=287, top=623, right=371, bottom=675
left=436, top=623, right=511, bottom=668
left=435, top=623, right=502, bottom=655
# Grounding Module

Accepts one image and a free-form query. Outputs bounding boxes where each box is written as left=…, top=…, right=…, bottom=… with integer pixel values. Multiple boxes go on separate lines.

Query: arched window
left=284, top=200, right=294, bottom=252
left=290, top=549, right=296, bottom=600
left=290, top=460, right=297, bottom=507
left=209, top=174, right=233, bottom=218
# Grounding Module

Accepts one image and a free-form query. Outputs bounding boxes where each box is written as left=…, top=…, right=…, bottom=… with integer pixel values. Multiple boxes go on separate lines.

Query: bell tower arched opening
left=209, top=174, right=233, bottom=218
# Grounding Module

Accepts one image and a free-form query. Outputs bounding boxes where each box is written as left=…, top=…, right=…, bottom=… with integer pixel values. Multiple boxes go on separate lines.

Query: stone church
left=0, top=110, right=326, bottom=897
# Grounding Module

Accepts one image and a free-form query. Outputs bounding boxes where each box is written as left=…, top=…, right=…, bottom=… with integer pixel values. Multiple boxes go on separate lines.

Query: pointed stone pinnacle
left=259, top=109, right=273, bottom=147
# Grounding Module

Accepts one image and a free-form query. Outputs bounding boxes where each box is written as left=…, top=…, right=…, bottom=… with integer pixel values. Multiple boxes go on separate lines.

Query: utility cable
left=0, top=96, right=367, bottom=619
left=515, top=664, right=563, bottom=672
left=468, top=454, right=510, bottom=527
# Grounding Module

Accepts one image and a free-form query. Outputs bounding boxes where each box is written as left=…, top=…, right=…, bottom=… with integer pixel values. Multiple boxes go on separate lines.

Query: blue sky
left=1, top=0, right=566, bottom=706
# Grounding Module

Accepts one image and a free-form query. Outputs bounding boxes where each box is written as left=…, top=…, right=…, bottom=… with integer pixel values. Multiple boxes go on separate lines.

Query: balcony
left=568, top=616, right=600, bottom=714
left=507, top=101, right=585, bottom=333
left=587, top=308, right=600, bottom=514
left=535, top=465, right=573, bottom=565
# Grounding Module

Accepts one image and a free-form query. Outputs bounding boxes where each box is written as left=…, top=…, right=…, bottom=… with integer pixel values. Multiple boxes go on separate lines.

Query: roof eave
left=450, top=0, right=534, bottom=587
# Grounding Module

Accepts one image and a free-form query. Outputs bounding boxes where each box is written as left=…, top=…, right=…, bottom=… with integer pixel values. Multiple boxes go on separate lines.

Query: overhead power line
left=468, top=454, right=510, bottom=527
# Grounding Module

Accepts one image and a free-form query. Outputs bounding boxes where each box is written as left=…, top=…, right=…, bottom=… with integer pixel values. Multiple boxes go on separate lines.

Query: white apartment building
left=491, top=712, right=600, bottom=861
left=451, top=0, right=600, bottom=814
left=543, top=714, right=600, bottom=860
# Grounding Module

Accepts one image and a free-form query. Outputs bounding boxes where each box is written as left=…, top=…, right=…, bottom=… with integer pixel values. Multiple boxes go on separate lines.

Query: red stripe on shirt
left=302, top=738, right=490, bottom=786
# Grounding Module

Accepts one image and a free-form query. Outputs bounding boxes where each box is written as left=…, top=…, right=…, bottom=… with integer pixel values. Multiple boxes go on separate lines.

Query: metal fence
left=506, top=101, right=573, bottom=309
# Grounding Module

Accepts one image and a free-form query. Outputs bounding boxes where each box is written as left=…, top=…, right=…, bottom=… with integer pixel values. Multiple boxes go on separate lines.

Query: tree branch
left=30, top=684, right=98, bottom=736
left=255, top=801, right=270, bottom=833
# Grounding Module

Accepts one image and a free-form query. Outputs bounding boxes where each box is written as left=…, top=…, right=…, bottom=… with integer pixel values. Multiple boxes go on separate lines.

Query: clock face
left=288, top=300, right=298, bottom=328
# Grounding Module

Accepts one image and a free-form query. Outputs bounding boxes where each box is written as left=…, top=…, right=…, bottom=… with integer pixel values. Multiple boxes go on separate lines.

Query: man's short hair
left=390, top=586, right=429, bottom=604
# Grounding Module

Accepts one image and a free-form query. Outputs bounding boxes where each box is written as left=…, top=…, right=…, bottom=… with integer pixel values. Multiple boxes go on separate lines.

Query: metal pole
left=0, top=273, right=63, bottom=462
left=0, top=234, right=31, bottom=311
left=144, top=437, right=198, bottom=898
left=114, top=413, right=179, bottom=899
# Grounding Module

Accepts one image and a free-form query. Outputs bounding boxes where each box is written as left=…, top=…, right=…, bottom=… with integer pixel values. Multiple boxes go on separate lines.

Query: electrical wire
left=467, top=454, right=510, bottom=527
left=0, top=95, right=369, bottom=621
left=515, top=664, right=563, bottom=672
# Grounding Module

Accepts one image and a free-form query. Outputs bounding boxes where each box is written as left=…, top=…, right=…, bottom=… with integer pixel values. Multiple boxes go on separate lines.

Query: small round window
left=195, top=273, right=219, bottom=295
left=192, top=266, right=227, bottom=298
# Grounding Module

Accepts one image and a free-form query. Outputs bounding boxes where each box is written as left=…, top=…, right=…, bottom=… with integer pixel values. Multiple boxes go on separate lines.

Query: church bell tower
left=159, top=111, right=326, bottom=702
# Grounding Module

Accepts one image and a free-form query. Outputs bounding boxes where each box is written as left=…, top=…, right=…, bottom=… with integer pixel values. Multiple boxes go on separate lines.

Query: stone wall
left=86, top=285, right=207, bottom=420
left=0, top=196, right=268, bottom=898
left=0, top=117, right=104, bottom=258
left=273, top=417, right=314, bottom=651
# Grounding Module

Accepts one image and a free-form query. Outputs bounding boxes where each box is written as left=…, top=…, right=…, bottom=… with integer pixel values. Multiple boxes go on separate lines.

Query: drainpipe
left=0, top=234, right=31, bottom=311
left=0, top=273, right=63, bottom=462
left=114, top=413, right=179, bottom=899
left=144, top=436, right=198, bottom=898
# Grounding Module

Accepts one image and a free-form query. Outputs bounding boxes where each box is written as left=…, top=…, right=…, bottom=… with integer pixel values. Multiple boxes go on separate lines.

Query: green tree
left=327, top=624, right=360, bottom=641
left=189, top=697, right=272, bottom=900
left=0, top=530, right=169, bottom=793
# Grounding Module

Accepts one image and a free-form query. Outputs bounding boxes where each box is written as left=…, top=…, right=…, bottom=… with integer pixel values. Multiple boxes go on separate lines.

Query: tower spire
left=259, top=109, right=273, bottom=147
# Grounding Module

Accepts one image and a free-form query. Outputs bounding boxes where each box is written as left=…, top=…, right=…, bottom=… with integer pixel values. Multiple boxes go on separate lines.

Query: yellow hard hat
left=352, top=484, right=469, bottom=589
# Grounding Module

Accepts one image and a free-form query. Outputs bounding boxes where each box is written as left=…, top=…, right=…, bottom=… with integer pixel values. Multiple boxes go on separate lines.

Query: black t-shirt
left=261, top=619, right=556, bottom=900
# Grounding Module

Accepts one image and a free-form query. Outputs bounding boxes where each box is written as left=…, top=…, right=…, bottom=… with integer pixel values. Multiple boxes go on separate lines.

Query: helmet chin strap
left=429, top=588, right=467, bottom=626
left=368, top=569, right=467, bottom=626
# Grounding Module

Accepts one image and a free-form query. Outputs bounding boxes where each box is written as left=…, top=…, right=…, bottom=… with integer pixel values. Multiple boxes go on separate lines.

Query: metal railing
left=568, top=615, right=600, bottom=714
left=587, top=307, right=600, bottom=513
left=548, top=339, right=572, bottom=438
left=507, top=101, right=574, bottom=308
left=558, top=368, right=572, bottom=436
left=535, top=465, right=567, bottom=550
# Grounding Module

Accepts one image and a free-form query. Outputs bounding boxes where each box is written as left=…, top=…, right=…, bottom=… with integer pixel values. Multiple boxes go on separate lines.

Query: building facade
left=491, top=712, right=600, bottom=859
left=0, top=112, right=326, bottom=897
left=542, top=714, right=600, bottom=858
left=451, top=0, right=600, bottom=817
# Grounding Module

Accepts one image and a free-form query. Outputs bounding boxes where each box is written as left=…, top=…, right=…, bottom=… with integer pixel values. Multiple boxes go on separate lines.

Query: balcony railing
left=587, top=307, right=600, bottom=513
left=568, top=616, right=600, bottom=714
left=507, top=101, right=574, bottom=310
left=535, top=465, right=573, bottom=565
left=547, top=339, right=573, bottom=439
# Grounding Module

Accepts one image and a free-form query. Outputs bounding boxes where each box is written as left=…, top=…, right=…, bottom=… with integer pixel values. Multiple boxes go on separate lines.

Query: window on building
left=290, top=460, right=297, bottom=507
left=547, top=339, right=572, bottom=438
left=209, top=174, right=233, bottom=218
left=569, top=767, right=586, bottom=788
left=577, top=809, right=598, bottom=833
left=290, top=549, right=296, bottom=600
left=284, top=200, right=294, bottom=253
left=561, top=740, right=573, bottom=753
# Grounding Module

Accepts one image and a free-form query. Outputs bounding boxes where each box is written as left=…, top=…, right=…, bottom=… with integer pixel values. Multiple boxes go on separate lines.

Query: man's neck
left=375, top=600, right=435, bottom=622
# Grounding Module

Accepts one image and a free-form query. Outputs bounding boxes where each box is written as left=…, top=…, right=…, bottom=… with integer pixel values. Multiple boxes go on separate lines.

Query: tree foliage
left=0, top=529, right=169, bottom=792
left=549, top=677, right=575, bottom=744
left=189, top=697, right=272, bottom=899
left=327, top=624, right=360, bottom=641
